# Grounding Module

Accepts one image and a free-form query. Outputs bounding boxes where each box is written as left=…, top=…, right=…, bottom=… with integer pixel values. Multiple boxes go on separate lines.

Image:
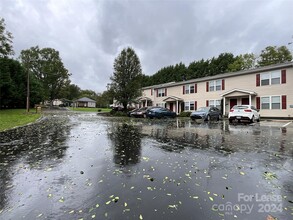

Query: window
left=208, top=80, right=222, bottom=91
left=209, top=81, right=215, bottom=91
left=184, top=101, right=195, bottom=111
left=184, top=84, right=196, bottom=94
left=216, top=80, right=221, bottom=91
left=261, top=96, right=281, bottom=109
left=158, top=88, right=165, bottom=97
left=184, top=102, right=189, bottom=111
left=208, top=99, right=221, bottom=109
left=260, top=71, right=281, bottom=86
left=261, top=97, right=270, bottom=109
left=271, top=72, right=281, bottom=85
left=271, top=96, right=281, bottom=109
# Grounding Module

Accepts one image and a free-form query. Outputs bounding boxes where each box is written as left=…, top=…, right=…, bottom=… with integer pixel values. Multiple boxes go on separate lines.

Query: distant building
left=139, top=62, right=293, bottom=119
left=74, top=97, right=96, bottom=108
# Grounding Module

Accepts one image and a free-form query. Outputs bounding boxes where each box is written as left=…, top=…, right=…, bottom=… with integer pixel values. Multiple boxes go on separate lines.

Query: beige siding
left=141, top=65, right=293, bottom=118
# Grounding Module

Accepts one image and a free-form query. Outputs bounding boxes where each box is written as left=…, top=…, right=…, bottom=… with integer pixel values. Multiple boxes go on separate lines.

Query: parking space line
left=282, top=121, right=292, bottom=128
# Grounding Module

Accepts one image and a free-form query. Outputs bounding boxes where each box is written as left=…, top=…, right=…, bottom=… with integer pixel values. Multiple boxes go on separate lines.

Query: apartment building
left=138, top=62, right=293, bottom=118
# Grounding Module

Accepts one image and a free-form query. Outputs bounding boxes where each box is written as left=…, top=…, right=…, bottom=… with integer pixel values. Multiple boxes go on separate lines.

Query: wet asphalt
left=0, top=111, right=292, bottom=220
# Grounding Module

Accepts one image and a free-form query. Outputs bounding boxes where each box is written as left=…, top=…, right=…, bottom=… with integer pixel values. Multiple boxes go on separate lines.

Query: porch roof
left=221, top=88, right=257, bottom=97
left=136, top=96, right=152, bottom=101
left=163, top=96, right=183, bottom=102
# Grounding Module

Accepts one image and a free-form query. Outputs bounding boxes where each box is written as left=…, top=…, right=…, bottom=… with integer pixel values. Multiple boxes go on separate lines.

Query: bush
left=179, top=111, right=191, bottom=117
left=110, top=110, right=128, bottom=117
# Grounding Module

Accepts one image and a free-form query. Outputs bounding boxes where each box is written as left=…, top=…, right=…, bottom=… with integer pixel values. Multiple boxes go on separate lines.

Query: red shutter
left=194, top=101, right=197, bottom=110
left=151, top=89, right=153, bottom=96
left=194, top=84, right=197, bottom=93
left=156, top=89, right=158, bottom=97
left=183, top=85, right=185, bottom=94
left=222, top=79, right=225, bottom=90
left=206, top=82, right=209, bottom=92
left=165, top=88, right=167, bottom=96
left=206, top=100, right=209, bottom=107
left=281, top=70, right=286, bottom=84
left=256, top=74, right=260, bottom=86
left=282, top=95, right=287, bottom=109
left=256, top=97, right=260, bottom=109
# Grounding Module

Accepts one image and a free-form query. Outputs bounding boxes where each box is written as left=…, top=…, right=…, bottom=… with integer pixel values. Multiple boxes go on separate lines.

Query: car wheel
left=206, top=115, right=211, bottom=121
left=250, top=116, right=255, bottom=123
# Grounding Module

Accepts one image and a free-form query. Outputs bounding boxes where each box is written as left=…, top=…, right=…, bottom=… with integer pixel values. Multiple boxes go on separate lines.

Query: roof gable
left=76, top=97, right=96, bottom=102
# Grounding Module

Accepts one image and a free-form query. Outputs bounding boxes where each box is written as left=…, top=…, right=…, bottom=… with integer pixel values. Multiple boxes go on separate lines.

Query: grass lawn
left=0, top=109, right=41, bottom=132
left=69, top=107, right=112, bottom=112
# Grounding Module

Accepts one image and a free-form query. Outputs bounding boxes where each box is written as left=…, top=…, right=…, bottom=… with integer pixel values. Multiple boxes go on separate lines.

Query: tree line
left=141, top=47, right=292, bottom=87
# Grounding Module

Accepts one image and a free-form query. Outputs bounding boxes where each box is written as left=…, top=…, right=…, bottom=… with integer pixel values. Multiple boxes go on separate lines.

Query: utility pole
left=26, top=69, right=30, bottom=113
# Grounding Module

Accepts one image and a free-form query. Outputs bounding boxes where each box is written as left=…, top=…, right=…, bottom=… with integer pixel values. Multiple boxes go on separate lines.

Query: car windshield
left=197, top=107, right=209, bottom=112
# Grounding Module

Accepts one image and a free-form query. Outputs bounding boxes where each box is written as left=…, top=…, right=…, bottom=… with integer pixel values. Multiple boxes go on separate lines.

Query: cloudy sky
left=1, top=0, right=292, bottom=93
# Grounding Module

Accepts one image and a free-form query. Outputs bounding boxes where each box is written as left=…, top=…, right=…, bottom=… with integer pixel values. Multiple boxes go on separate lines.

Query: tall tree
left=257, top=45, right=292, bottom=67
left=228, top=53, right=256, bottom=72
left=0, top=57, right=42, bottom=108
left=0, top=17, right=14, bottom=58
left=60, top=83, right=81, bottom=101
left=110, top=47, right=142, bottom=110
left=19, top=46, right=71, bottom=104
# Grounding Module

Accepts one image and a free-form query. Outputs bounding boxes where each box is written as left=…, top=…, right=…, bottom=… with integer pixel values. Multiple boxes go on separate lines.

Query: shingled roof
left=75, top=97, right=96, bottom=102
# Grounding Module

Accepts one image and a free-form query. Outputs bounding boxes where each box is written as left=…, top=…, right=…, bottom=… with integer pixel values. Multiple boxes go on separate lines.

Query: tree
left=257, top=45, right=292, bottom=67
left=228, top=53, right=256, bottom=72
left=207, top=53, right=236, bottom=75
left=0, top=17, right=14, bottom=58
left=19, top=46, right=71, bottom=104
left=96, top=90, right=114, bottom=108
left=0, top=57, right=42, bottom=109
left=60, top=83, right=81, bottom=101
left=79, top=89, right=98, bottom=101
left=110, top=47, right=142, bottom=110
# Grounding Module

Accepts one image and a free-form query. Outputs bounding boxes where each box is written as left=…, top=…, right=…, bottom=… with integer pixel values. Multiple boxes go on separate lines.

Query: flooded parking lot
left=0, top=112, right=292, bottom=220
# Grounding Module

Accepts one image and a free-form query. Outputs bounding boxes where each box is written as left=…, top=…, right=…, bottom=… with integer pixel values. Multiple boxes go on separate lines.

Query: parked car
left=146, top=107, right=177, bottom=119
left=228, top=105, right=260, bottom=123
left=190, top=107, right=222, bottom=121
left=127, top=108, right=139, bottom=117
left=129, top=107, right=148, bottom=118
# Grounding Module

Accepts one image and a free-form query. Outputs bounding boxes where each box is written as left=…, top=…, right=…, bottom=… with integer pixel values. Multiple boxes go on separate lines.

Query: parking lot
left=0, top=113, right=292, bottom=220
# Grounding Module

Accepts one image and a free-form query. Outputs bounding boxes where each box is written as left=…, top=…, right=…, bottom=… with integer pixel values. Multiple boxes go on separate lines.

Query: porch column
left=249, top=95, right=251, bottom=105
left=176, top=100, right=178, bottom=114
left=223, top=97, right=225, bottom=116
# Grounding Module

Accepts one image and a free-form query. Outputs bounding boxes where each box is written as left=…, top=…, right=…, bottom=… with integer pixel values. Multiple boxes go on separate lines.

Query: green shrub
left=179, top=111, right=191, bottom=117
left=110, top=110, right=128, bottom=117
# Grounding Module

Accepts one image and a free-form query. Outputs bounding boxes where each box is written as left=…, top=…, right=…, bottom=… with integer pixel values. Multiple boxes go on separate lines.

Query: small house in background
left=74, top=97, right=96, bottom=108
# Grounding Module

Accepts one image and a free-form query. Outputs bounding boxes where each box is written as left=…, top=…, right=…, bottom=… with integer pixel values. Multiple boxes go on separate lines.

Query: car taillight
left=244, top=109, right=252, bottom=112
left=230, top=109, right=234, bottom=112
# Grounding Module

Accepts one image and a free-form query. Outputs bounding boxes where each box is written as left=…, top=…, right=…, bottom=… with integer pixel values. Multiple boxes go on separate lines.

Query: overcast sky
left=1, top=0, right=292, bottom=93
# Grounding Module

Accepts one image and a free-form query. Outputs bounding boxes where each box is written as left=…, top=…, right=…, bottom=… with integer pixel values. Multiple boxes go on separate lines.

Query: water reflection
left=0, top=115, right=71, bottom=211
left=138, top=118, right=293, bottom=156
left=108, top=123, right=142, bottom=166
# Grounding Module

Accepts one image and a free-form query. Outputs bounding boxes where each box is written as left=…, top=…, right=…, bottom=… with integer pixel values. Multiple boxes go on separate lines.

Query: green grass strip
left=0, top=109, right=41, bottom=132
